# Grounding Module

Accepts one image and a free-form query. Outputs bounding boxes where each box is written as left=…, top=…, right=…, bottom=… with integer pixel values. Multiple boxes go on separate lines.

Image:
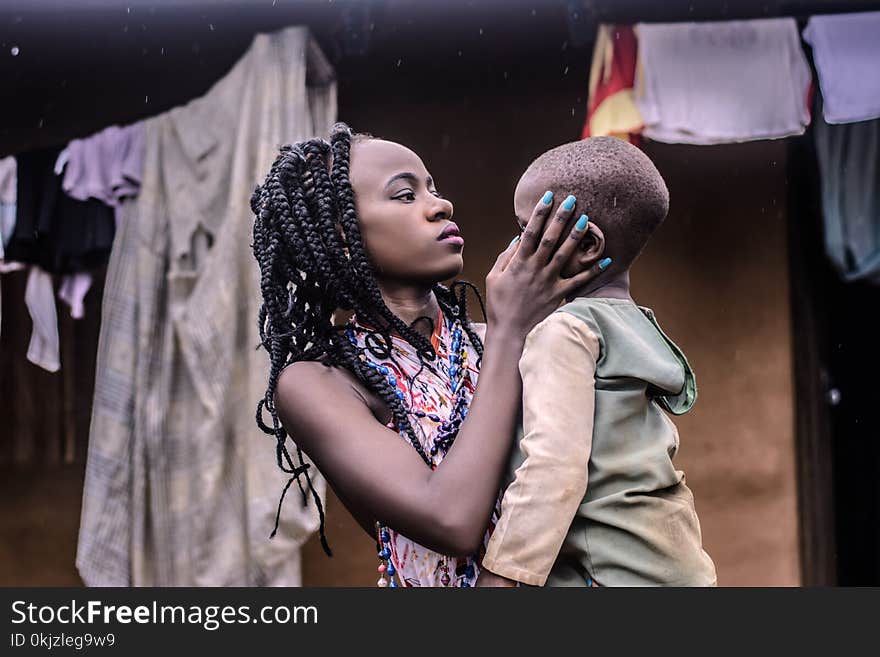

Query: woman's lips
left=437, top=222, right=464, bottom=246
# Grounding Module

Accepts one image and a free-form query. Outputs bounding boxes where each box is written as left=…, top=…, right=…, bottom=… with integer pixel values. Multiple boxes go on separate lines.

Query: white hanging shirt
left=634, top=18, right=812, bottom=144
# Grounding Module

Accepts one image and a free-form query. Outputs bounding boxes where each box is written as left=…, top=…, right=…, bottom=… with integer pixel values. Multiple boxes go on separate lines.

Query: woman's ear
left=562, top=221, right=605, bottom=278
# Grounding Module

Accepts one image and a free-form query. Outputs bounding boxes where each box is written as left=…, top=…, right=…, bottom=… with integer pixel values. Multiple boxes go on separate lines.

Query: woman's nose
left=428, top=196, right=454, bottom=221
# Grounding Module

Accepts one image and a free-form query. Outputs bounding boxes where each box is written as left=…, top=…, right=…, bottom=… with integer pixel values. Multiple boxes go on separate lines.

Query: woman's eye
left=392, top=192, right=416, bottom=202
left=431, top=191, right=444, bottom=199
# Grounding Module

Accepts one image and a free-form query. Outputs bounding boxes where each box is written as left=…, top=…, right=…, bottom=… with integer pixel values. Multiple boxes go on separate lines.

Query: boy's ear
left=563, top=222, right=605, bottom=278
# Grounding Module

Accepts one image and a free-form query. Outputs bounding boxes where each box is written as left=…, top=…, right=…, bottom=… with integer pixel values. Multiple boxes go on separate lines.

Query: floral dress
left=349, top=311, right=499, bottom=587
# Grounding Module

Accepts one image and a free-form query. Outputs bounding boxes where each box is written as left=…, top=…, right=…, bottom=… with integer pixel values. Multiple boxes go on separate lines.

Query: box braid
left=251, top=123, right=485, bottom=556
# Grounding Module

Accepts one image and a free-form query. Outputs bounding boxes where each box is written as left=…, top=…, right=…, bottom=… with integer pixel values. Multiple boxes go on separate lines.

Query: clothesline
left=0, top=123, right=145, bottom=372
left=584, top=12, right=880, bottom=145
left=582, top=12, right=880, bottom=285
left=3, top=11, right=878, bottom=377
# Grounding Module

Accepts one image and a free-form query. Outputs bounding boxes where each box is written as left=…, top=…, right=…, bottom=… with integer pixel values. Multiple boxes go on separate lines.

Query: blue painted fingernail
left=509, top=236, right=520, bottom=246
left=599, top=257, right=612, bottom=271
left=541, top=191, right=553, bottom=205
left=575, top=214, right=589, bottom=231
left=562, top=195, right=576, bottom=211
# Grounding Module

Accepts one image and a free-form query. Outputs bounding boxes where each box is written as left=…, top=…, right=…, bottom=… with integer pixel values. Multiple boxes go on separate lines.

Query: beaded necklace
left=345, top=312, right=479, bottom=588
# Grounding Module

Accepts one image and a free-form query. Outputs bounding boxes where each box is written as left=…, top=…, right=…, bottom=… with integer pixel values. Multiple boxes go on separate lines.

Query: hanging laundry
left=3, top=149, right=116, bottom=370
left=813, top=98, right=880, bottom=284
left=0, top=156, right=22, bottom=271
left=803, top=12, right=880, bottom=125
left=0, top=156, right=15, bottom=242
left=58, top=271, right=92, bottom=320
left=23, top=266, right=60, bottom=372
left=77, top=26, right=335, bottom=587
left=1, top=156, right=24, bottom=342
left=55, top=272, right=92, bottom=322
left=59, top=122, right=144, bottom=213
left=54, top=122, right=145, bottom=320
left=634, top=18, right=812, bottom=145
left=582, top=24, right=643, bottom=144
left=5, top=148, right=115, bottom=275
left=1, top=156, right=62, bottom=372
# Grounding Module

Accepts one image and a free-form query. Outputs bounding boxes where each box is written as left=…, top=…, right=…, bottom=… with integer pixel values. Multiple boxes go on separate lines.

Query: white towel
left=804, top=12, right=880, bottom=125
left=635, top=18, right=812, bottom=144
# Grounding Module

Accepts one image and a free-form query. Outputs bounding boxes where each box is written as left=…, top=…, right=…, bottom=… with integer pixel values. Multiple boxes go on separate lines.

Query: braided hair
left=251, top=123, right=485, bottom=556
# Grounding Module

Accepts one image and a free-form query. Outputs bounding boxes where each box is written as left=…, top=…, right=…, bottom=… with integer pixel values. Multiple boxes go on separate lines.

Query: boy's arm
left=480, top=311, right=599, bottom=587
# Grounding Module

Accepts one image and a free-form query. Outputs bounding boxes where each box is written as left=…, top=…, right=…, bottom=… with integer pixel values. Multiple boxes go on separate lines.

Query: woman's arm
left=277, top=195, right=607, bottom=555
left=276, top=324, right=526, bottom=556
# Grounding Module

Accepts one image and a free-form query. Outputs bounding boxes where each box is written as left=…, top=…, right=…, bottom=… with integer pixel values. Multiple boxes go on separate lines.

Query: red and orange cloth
left=582, top=24, right=643, bottom=146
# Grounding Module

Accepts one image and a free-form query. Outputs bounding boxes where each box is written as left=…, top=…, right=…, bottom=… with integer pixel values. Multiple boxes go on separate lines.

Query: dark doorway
left=826, top=281, right=880, bottom=585
left=788, top=119, right=880, bottom=586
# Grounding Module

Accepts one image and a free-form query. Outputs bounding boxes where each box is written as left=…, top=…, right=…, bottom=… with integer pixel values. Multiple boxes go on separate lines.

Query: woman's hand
left=485, top=192, right=608, bottom=341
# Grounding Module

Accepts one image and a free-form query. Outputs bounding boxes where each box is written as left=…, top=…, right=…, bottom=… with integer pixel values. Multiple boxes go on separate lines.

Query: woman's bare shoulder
left=278, top=361, right=355, bottom=401
left=275, top=360, right=375, bottom=421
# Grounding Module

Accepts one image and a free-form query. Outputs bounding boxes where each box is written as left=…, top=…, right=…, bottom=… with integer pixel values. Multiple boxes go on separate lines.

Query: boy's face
left=513, top=169, right=598, bottom=279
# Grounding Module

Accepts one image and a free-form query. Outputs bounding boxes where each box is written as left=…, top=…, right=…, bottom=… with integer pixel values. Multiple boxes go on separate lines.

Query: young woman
left=250, top=123, right=604, bottom=587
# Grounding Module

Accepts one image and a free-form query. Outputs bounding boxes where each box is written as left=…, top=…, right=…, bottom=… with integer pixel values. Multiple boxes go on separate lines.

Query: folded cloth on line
left=634, top=18, right=812, bottom=144
left=804, top=12, right=880, bottom=125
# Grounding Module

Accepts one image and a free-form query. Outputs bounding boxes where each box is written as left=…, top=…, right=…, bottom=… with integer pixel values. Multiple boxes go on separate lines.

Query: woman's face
left=349, top=139, right=463, bottom=285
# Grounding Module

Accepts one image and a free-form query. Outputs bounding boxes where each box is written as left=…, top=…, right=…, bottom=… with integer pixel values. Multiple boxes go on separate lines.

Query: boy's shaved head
left=515, top=136, right=669, bottom=269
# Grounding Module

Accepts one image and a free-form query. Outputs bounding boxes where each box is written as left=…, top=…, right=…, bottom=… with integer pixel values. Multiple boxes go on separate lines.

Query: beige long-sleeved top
left=483, top=298, right=716, bottom=587
left=482, top=312, right=599, bottom=585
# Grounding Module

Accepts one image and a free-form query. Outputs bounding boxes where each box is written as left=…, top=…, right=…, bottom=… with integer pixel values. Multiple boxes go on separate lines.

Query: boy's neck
left=570, top=270, right=633, bottom=302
